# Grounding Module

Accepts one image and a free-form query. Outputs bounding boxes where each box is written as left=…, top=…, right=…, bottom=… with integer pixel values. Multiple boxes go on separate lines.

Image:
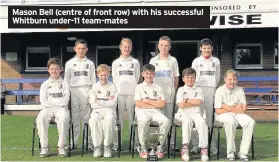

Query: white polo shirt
left=134, top=81, right=165, bottom=113
left=214, top=84, right=246, bottom=109
left=176, top=85, right=204, bottom=114
left=64, top=56, right=96, bottom=88
left=149, top=54, right=179, bottom=102
left=112, top=56, right=140, bottom=95
left=40, top=77, right=70, bottom=109
left=192, top=55, right=220, bottom=88
left=89, top=81, right=118, bottom=110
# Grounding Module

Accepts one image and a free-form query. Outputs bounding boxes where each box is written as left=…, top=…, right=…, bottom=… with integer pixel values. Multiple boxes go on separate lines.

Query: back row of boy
left=36, top=36, right=255, bottom=161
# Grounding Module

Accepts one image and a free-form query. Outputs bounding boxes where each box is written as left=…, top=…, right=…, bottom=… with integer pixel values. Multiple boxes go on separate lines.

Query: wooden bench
left=1, top=78, right=47, bottom=104
left=238, top=76, right=278, bottom=105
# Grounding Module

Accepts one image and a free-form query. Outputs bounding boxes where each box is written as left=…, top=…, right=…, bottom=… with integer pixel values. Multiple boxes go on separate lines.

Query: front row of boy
left=36, top=58, right=255, bottom=161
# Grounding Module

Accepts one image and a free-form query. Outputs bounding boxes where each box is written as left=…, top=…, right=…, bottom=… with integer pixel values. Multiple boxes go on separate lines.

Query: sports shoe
left=111, top=145, right=122, bottom=151
left=139, top=146, right=147, bottom=159
left=200, top=148, right=209, bottom=161
left=238, top=152, right=249, bottom=161
left=190, top=146, right=200, bottom=154
left=156, top=145, right=164, bottom=159
left=227, top=153, right=235, bottom=161
left=93, top=146, right=102, bottom=158
left=104, top=146, right=112, bottom=158
left=40, top=147, right=50, bottom=158
left=170, top=144, right=180, bottom=152
left=181, top=145, right=190, bottom=161
left=58, top=147, right=67, bottom=157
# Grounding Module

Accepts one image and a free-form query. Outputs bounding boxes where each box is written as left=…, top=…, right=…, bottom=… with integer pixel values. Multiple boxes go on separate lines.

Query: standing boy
left=149, top=36, right=179, bottom=148
left=89, top=64, right=118, bottom=158
left=64, top=38, right=96, bottom=149
left=112, top=38, right=140, bottom=150
left=175, top=68, right=209, bottom=161
left=191, top=38, right=220, bottom=153
left=36, top=58, right=70, bottom=157
left=214, top=69, right=255, bottom=161
left=134, top=64, right=171, bottom=159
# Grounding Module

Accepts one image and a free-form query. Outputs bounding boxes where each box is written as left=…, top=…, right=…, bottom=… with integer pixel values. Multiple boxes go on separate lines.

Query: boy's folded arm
left=135, top=100, right=155, bottom=109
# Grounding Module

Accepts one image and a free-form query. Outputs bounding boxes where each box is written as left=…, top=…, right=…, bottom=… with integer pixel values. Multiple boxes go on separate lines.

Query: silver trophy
left=145, top=132, right=159, bottom=161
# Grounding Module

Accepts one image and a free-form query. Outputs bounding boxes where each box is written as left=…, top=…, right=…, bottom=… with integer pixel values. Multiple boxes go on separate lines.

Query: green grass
left=1, top=115, right=278, bottom=161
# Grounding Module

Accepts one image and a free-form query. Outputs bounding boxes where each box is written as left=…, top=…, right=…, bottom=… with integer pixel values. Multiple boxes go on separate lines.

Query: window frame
left=274, top=42, right=278, bottom=69
left=234, top=43, right=263, bottom=69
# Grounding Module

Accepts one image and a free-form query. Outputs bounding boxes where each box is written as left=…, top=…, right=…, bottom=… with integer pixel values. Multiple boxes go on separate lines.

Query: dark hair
left=200, top=38, right=212, bottom=47
left=75, top=38, right=87, bottom=47
left=47, top=58, right=62, bottom=69
left=182, top=67, right=196, bottom=77
left=142, top=64, right=155, bottom=72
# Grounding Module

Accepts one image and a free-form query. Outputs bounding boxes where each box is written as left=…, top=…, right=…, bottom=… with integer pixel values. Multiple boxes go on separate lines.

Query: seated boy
left=88, top=64, right=118, bottom=158
left=175, top=68, right=209, bottom=161
left=214, top=69, right=255, bottom=161
left=36, top=58, right=70, bottom=157
left=134, top=64, right=171, bottom=159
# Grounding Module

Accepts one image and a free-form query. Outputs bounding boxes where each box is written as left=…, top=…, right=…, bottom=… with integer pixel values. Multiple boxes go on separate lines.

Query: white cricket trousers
left=89, top=109, right=116, bottom=147
left=36, top=108, right=69, bottom=148
left=215, top=113, right=255, bottom=157
left=192, top=86, right=217, bottom=148
left=113, top=95, right=135, bottom=146
left=175, top=112, right=208, bottom=148
left=70, top=86, right=92, bottom=147
left=136, top=110, right=171, bottom=147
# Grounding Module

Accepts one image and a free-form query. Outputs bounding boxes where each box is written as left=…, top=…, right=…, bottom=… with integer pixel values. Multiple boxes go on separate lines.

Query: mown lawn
left=1, top=115, right=278, bottom=161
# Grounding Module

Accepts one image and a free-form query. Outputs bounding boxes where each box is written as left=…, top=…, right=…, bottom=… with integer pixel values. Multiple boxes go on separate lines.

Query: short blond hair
left=97, top=64, right=110, bottom=74
left=159, top=36, right=171, bottom=44
left=224, top=69, right=240, bottom=79
left=120, top=37, right=132, bottom=46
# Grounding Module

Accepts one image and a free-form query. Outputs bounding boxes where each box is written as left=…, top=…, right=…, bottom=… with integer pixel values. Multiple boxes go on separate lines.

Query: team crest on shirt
left=212, top=62, right=215, bottom=68
left=194, top=92, right=197, bottom=97
left=155, top=62, right=159, bottom=66
left=153, top=91, right=158, bottom=98
left=73, top=64, right=77, bottom=67
left=118, top=64, right=122, bottom=67
left=85, top=64, right=89, bottom=69
left=183, top=91, right=187, bottom=96
left=48, top=85, right=52, bottom=89
left=106, top=91, right=110, bottom=97
left=167, top=62, right=172, bottom=67
left=130, top=63, right=134, bottom=69
left=97, top=90, right=101, bottom=94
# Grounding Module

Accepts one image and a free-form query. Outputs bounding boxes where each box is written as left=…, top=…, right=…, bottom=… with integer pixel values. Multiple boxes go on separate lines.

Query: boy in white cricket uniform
left=149, top=36, right=179, bottom=148
left=191, top=38, right=220, bottom=153
left=134, top=64, right=171, bottom=159
left=36, top=58, right=70, bottom=157
left=64, top=39, right=96, bottom=149
left=88, top=64, right=118, bottom=158
left=175, top=68, right=209, bottom=161
left=112, top=38, right=140, bottom=150
left=214, top=69, right=255, bottom=161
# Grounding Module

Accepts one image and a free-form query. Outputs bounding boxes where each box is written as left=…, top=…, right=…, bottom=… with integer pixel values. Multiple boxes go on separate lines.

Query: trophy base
left=147, top=154, right=158, bottom=161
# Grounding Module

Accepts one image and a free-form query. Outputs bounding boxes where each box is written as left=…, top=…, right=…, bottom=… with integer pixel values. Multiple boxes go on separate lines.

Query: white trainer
left=200, top=148, right=209, bottom=161
left=58, top=147, right=67, bottom=157
left=40, top=147, right=50, bottom=158
left=181, top=145, right=190, bottom=161
left=104, top=146, right=112, bottom=158
left=93, top=146, right=102, bottom=158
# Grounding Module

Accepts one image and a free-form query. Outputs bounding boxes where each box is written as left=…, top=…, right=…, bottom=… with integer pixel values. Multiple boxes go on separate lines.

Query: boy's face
left=224, top=73, right=238, bottom=90
left=142, top=70, right=155, bottom=83
left=182, top=74, right=196, bottom=87
left=98, top=71, right=109, bottom=84
left=200, top=44, right=213, bottom=58
left=119, top=41, right=132, bottom=57
left=74, top=43, right=88, bottom=59
left=158, top=40, right=171, bottom=55
left=48, top=64, right=61, bottom=80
